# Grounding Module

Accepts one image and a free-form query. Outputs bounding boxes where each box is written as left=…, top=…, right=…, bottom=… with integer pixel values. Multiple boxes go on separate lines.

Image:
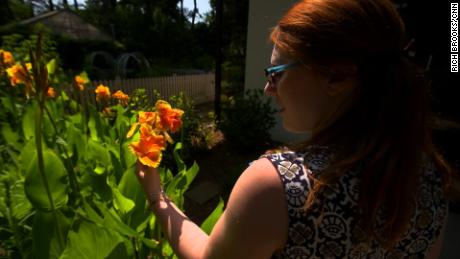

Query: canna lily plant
left=127, top=100, right=184, bottom=168
left=95, top=84, right=111, bottom=101
left=0, top=49, right=15, bottom=66
left=0, top=34, right=225, bottom=259
left=113, top=90, right=130, bottom=106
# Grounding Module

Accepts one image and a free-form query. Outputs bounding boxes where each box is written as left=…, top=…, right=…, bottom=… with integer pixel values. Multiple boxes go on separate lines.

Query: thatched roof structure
left=19, top=9, right=112, bottom=41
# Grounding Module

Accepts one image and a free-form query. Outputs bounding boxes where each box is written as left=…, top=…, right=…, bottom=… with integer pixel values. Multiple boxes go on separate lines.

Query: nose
left=264, top=82, right=277, bottom=96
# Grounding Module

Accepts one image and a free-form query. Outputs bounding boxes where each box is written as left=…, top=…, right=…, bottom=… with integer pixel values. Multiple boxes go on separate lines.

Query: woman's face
left=264, top=46, right=330, bottom=133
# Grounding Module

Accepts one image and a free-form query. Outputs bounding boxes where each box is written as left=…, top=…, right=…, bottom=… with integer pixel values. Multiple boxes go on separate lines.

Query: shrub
left=219, top=88, right=276, bottom=151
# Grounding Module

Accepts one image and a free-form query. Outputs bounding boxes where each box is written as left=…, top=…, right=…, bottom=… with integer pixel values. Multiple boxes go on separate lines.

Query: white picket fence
left=83, top=73, right=215, bottom=105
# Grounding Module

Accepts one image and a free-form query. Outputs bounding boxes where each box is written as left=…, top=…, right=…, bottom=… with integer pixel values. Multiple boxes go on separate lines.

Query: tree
left=179, top=0, right=184, bottom=22
left=208, top=0, right=249, bottom=95
left=191, top=0, right=197, bottom=29
left=0, top=0, right=14, bottom=25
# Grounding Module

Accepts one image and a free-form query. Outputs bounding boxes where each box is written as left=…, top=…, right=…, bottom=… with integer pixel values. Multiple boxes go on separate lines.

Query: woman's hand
left=134, top=160, right=163, bottom=204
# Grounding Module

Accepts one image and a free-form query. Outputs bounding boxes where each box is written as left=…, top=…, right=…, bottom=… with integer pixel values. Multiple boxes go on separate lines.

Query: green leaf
left=60, top=91, right=70, bottom=102
left=81, top=199, right=138, bottom=238
left=1, top=123, right=21, bottom=151
left=118, top=167, right=150, bottom=229
left=94, top=166, right=105, bottom=175
left=178, top=161, right=199, bottom=192
left=112, top=187, right=135, bottom=215
left=0, top=176, right=31, bottom=219
left=88, top=114, right=98, bottom=141
left=162, top=242, right=176, bottom=258
left=135, top=214, right=152, bottom=234
left=113, top=105, right=129, bottom=137
left=66, top=123, right=85, bottom=159
left=165, top=162, right=198, bottom=209
left=200, top=197, right=225, bottom=235
left=108, top=146, right=123, bottom=181
left=121, top=142, right=136, bottom=169
left=10, top=179, right=33, bottom=219
left=19, top=137, right=37, bottom=173
left=0, top=97, right=14, bottom=113
left=59, top=219, right=124, bottom=259
left=24, top=149, right=69, bottom=211
left=106, top=239, right=133, bottom=259
left=47, top=59, right=57, bottom=76
left=79, top=167, right=112, bottom=202
left=22, top=101, right=37, bottom=140
left=68, top=113, right=82, bottom=127
left=100, top=204, right=138, bottom=237
left=80, top=201, right=104, bottom=225
left=86, top=139, right=110, bottom=165
left=142, top=238, right=159, bottom=249
left=32, top=209, right=73, bottom=259
left=173, top=142, right=185, bottom=172
left=88, top=105, right=106, bottom=141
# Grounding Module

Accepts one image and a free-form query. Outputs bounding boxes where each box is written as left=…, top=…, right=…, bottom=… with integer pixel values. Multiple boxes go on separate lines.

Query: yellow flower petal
left=126, top=123, right=139, bottom=138
left=163, top=131, right=174, bottom=145
left=138, top=152, right=162, bottom=168
left=95, top=84, right=111, bottom=101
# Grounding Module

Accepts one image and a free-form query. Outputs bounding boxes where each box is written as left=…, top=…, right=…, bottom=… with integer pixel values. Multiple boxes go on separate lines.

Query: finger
left=136, top=171, right=144, bottom=179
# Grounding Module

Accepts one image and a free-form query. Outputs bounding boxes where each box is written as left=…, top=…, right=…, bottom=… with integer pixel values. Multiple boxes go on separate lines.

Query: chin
left=282, top=121, right=311, bottom=134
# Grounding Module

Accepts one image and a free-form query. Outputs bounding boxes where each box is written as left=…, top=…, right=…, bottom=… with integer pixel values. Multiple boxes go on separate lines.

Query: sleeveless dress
left=256, top=145, right=449, bottom=259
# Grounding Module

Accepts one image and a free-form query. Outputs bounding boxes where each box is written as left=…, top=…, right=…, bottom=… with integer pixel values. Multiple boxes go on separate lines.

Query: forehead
left=270, top=45, right=289, bottom=63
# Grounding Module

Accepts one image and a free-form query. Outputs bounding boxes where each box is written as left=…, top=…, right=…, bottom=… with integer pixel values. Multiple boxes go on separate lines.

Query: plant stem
left=44, top=105, right=81, bottom=201
left=154, top=216, right=163, bottom=257
left=35, top=102, right=55, bottom=211
left=78, top=90, right=88, bottom=136
left=36, top=97, right=65, bottom=250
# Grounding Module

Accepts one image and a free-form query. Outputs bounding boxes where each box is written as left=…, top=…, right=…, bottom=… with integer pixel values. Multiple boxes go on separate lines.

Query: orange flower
left=0, top=50, right=14, bottom=67
left=126, top=111, right=161, bottom=138
left=6, top=63, right=32, bottom=87
left=74, top=75, right=87, bottom=91
left=6, top=63, right=34, bottom=98
left=155, top=100, right=184, bottom=133
left=127, top=100, right=184, bottom=168
left=95, top=84, right=110, bottom=101
left=129, top=125, right=166, bottom=168
left=46, top=87, right=56, bottom=98
left=139, top=111, right=158, bottom=125
left=112, top=90, right=129, bottom=106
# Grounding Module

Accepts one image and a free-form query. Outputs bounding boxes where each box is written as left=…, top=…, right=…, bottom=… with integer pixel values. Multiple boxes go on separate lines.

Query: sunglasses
left=264, top=60, right=302, bottom=87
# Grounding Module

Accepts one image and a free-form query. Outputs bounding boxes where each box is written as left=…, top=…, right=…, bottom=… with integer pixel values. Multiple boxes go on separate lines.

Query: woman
left=135, top=0, right=457, bottom=258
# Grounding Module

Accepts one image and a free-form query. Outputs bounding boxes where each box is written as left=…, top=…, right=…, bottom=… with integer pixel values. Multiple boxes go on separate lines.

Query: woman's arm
left=151, top=197, right=208, bottom=259
left=150, top=158, right=289, bottom=259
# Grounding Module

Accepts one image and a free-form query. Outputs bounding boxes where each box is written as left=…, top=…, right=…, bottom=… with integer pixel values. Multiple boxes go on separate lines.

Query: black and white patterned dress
left=257, top=145, right=449, bottom=258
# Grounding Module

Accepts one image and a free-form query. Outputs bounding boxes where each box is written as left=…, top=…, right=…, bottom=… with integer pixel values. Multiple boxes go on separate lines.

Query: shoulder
left=201, top=157, right=289, bottom=258
left=227, top=157, right=288, bottom=222
left=226, top=157, right=289, bottom=249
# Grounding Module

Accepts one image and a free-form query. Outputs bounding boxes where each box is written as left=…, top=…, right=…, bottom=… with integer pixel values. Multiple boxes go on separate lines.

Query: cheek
left=281, top=75, right=326, bottom=128
left=283, top=75, right=321, bottom=109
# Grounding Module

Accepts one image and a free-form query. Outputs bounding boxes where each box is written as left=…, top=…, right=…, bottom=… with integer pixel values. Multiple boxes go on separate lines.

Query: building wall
left=244, top=0, right=311, bottom=145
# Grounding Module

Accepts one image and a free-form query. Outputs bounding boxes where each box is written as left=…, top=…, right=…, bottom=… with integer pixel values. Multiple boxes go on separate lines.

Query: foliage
left=189, top=111, right=224, bottom=152
left=0, top=36, right=224, bottom=259
left=219, top=89, right=276, bottom=151
left=1, top=27, right=58, bottom=62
